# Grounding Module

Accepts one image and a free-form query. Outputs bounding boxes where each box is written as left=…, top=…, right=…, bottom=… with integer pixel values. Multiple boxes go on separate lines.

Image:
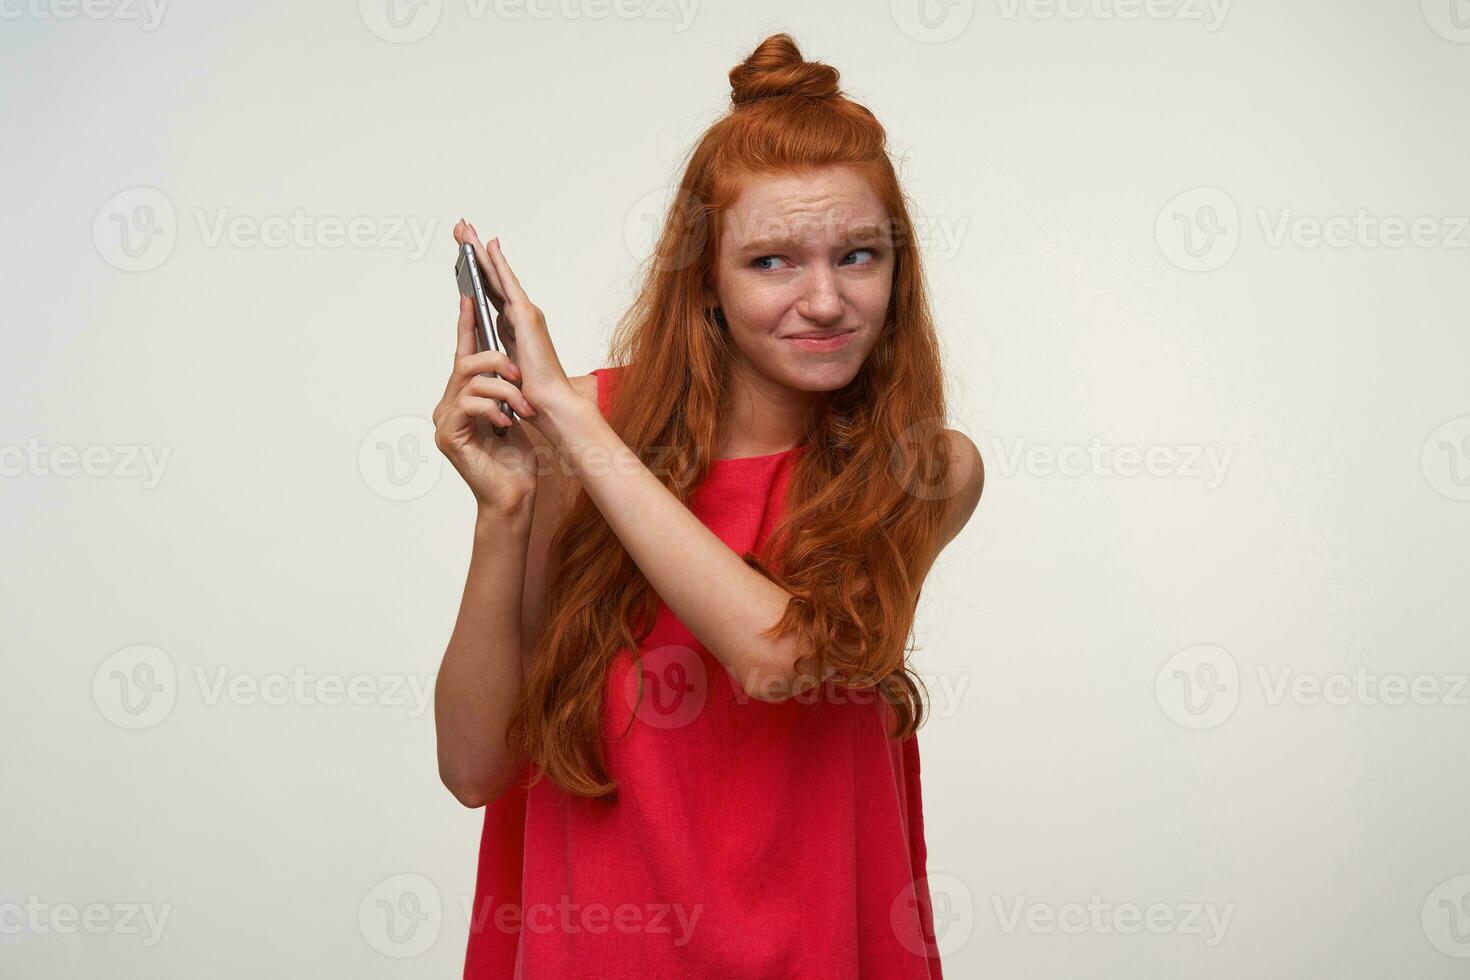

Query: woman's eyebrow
left=738, top=226, right=888, bottom=253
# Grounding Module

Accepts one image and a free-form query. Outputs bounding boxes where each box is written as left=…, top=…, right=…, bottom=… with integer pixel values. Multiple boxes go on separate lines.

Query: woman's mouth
left=782, top=330, right=855, bottom=352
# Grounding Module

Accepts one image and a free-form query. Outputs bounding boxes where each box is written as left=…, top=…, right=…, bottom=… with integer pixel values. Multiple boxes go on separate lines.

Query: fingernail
left=468, top=222, right=478, bottom=238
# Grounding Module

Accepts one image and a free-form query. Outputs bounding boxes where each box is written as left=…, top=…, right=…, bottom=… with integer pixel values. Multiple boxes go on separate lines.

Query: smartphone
left=454, top=241, right=514, bottom=434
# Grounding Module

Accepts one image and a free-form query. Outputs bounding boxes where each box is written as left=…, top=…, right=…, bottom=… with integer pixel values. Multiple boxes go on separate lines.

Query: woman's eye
left=754, top=249, right=876, bottom=271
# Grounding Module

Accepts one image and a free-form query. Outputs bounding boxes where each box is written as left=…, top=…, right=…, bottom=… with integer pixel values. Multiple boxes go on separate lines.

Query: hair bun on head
left=728, top=32, right=842, bottom=108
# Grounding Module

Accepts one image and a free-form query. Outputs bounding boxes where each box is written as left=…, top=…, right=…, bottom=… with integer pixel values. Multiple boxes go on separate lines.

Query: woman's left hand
left=452, top=219, right=577, bottom=429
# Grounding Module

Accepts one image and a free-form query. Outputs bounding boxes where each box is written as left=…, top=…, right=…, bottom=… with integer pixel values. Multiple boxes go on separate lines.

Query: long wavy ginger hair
left=506, top=33, right=954, bottom=800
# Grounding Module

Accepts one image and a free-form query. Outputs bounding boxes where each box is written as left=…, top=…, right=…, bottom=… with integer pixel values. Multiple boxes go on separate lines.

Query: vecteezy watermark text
left=995, top=0, right=1230, bottom=31
left=1157, top=644, right=1470, bottom=730
left=462, top=894, right=702, bottom=945
left=1157, top=187, right=1470, bottom=272
left=93, top=187, right=438, bottom=272
left=985, top=435, right=1234, bottom=488
left=0, top=0, right=167, bottom=29
left=0, top=896, right=172, bottom=947
left=0, top=439, right=171, bottom=488
left=358, top=0, right=699, bottom=43
left=355, top=873, right=703, bottom=959
left=992, top=895, right=1234, bottom=946
left=92, top=645, right=437, bottom=729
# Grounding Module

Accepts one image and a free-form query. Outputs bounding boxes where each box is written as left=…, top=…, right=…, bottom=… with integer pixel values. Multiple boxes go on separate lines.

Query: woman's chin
left=777, top=357, right=863, bottom=393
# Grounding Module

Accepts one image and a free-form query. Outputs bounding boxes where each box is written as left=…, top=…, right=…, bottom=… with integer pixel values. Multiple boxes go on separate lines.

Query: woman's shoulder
left=568, top=371, right=600, bottom=404
left=937, top=428, right=984, bottom=546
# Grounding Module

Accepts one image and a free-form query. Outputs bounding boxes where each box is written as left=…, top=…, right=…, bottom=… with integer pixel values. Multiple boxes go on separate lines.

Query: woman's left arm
left=554, top=398, right=983, bottom=701
left=468, top=230, right=984, bottom=702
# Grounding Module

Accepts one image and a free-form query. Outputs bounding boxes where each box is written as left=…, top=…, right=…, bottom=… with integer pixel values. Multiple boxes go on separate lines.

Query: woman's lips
left=782, top=331, right=855, bottom=352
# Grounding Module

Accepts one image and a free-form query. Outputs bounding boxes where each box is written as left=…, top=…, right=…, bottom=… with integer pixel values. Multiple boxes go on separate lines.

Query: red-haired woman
left=433, top=32, right=984, bottom=979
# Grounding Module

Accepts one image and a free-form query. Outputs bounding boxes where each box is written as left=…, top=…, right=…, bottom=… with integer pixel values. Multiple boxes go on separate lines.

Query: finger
left=459, top=221, right=507, bottom=314
left=437, top=391, right=483, bottom=437
left=454, top=392, right=517, bottom=430
left=464, top=374, right=536, bottom=418
left=455, top=349, right=521, bottom=386
left=440, top=294, right=480, bottom=406
left=483, top=237, right=532, bottom=311
left=455, top=294, right=477, bottom=361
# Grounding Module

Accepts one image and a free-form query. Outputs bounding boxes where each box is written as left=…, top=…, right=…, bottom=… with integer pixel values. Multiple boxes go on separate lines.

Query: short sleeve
left=589, top=365, right=625, bottom=420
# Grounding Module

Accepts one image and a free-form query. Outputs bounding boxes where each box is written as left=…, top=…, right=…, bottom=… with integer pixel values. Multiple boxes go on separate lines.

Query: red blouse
left=463, top=365, right=945, bottom=978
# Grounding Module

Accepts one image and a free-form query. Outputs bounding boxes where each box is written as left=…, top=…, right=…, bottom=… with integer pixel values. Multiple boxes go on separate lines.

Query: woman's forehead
left=721, top=168, right=889, bottom=248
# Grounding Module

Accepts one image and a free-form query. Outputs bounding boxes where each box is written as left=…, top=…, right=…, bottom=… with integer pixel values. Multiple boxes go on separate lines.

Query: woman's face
left=704, top=164, right=895, bottom=392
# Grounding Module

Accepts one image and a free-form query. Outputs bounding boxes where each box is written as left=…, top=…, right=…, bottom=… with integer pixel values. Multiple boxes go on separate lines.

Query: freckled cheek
left=728, top=294, right=795, bottom=335
left=861, top=272, right=893, bottom=305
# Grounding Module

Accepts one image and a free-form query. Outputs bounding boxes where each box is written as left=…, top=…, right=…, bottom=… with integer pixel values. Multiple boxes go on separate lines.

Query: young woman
left=433, top=33, right=984, bottom=979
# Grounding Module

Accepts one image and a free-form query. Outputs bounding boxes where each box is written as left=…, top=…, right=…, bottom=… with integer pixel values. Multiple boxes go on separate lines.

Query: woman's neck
left=716, top=361, right=815, bottom=459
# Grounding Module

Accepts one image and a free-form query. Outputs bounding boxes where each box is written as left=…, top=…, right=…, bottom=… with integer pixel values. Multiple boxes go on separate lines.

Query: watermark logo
left=1155, top=643, right=1239, bottom=730
left=890, top=0, right=976, bottom=43
left=92, top=644, right=178, bottom=730
left=1422, top=415, right=1470, bottom=501
left=359, top=873, right=442, bottom=957
left=1422, top=0, right=1470, bottom=43
left=358, top=0, right=442, bottom=42
left=889, top=417, right=960, bottom=502
left=93, top=187, right=177, bottom=272
left=623, top=185, right=709, bottom=273
left=892, top=872, right=975, bottom=957
left=1424, top=874, right=1470, bottom=957
left=623, top=645, right=708, bottom=729
left=360, top=416, right=443, bottom=501
left=1156, top=187, right=1239, bottom=272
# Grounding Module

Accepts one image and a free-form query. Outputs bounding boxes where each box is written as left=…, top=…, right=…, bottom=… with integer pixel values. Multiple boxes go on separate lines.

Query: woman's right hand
left=432, top=293, right=542, bottom=518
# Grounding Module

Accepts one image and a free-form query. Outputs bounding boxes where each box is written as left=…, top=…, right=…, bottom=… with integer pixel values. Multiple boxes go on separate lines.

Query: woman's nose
left=797, top=269, right=844, bottom=323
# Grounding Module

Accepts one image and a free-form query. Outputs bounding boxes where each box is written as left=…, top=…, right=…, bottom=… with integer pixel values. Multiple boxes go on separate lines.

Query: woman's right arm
left=433, top=219, right=598, bottom=805
left=429, top=243, right=542, bottom=806
left=430, top=275, right=596, bottom=805
left=434, top=379, right=595, bottom=807
left=434, top=383, right=597, bottom=807
left=434, top=505, right=534, bottom=808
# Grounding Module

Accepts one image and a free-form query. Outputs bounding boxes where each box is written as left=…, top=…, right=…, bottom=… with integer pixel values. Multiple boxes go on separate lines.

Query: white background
left=3, top=0, right=1469, bottom=976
